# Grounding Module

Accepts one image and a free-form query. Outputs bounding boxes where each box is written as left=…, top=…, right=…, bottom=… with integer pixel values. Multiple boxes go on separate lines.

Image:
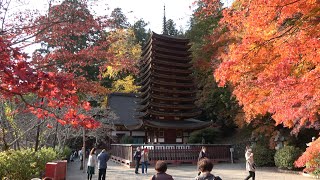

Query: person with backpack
left=97, top=149, right=110, bottom=180
left=133, top=147, right=142, bottom=174
left=195, top=158, right=222, bottom=180
left=197, top=146, right=207, bottom=175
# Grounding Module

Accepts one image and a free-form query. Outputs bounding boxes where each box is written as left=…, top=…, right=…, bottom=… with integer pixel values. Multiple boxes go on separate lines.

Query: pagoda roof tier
left=139, top=63, right=151, bottom=75
left=152, top=32, right=190, bottom=44
left=139, top=92, right=196, bottom=101
left=139, top=52, right=191, bottom=67
left=139, top=79, right=195, bottom=90
left=150, top=45, right=191, bottom=57
left=137, top=93, right=196, bottom=105
left=152, top=39, right=191, bottom=50
left=151, top=79, right=195, bottom=88
left=138, top=67, right=193, bottom=83
left=141, top=32, right=189, bottom=51
left=153, top=59, right=192, bottom=68
left=137, top=102, right=196, bottom=111
left=143, top=118, right=211, bottom=130
left=141, top=39, right=191, bottom=56
left=153, top=66, right=192, bottom=74
left=139, top=86, right=197, bottom=97
left=138, top=109, right=201, bottom=118
left=138, top=72, right=192, bottom=86
left=139, top=60, right=193, bottom=76
left=152, top=72, right=192, bottom=81
left=153, top=53, right=191, bottom=62
left=138, top=53, right=192, bottom=70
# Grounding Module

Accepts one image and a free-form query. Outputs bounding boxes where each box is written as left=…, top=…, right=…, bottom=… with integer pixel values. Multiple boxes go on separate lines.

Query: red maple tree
left=0, top=0, right=137, bottom=129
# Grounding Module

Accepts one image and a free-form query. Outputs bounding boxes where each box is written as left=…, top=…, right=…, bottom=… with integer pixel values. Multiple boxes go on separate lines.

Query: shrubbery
left=56, top=146, right=72, bottom=160
left=253, top=144, right=276, bottom=166
left=188, top=128, right=220, bottom=144
left=274, top=146, right=302, bottom=169
left=0, top=148, right=58, bottom=179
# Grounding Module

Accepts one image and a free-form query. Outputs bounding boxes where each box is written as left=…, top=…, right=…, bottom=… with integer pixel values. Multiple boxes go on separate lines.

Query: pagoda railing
left=110, top=144, right=232, bottom=168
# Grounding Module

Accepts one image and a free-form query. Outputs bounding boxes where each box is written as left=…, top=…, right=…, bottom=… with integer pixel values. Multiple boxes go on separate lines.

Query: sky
left=8, top=0, right=233, bottom=54
left=12, top=0, right=196, bottom=33
left=12, top=0, right=233, bottom=33
left=104, top=0, right=195, bottom=33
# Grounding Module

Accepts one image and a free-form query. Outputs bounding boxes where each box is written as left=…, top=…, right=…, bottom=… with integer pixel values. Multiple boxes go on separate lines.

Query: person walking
left=87, top=148, right=97, bottom=180
left=79, top=148, right=83, bottom=170
left=150, top=160, right=174, bottom=180
left=141, top=147, right=149, bottom=174
left=97, top=149, right=110, bottom=180
left=245, top=145, right=255, bottom=180
left=133, top=147, right=142, bottom=174
left=197, top=146, right=207, bottom=175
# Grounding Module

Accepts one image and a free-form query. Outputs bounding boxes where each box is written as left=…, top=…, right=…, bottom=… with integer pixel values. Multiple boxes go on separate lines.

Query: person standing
left=245, top=145, right=255, bottom=180
left=197, top=146, right=207, bottom=175
left=141, top=147, right=149, bottom=174
left=79, top=148, right=83, bottom=170
left=87, top=148, right=97, bottom=180
left=133, top=147, right=142, bottom=174
left=97, top=149, right=110, bottom=180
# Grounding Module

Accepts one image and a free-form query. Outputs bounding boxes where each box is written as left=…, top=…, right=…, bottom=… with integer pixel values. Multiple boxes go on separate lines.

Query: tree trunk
left=53, top=120, right=59, bottom=148
left=34, top=121, right=41, bottom=151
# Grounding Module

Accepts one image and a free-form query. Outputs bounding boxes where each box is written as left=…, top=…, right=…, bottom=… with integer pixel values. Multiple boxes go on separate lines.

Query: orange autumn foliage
left=198, top=0, right=320, bottom=169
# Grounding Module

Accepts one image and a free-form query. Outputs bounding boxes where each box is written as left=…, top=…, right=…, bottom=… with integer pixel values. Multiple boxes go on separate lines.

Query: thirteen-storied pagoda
left=137, top=32, right=211, bottom=144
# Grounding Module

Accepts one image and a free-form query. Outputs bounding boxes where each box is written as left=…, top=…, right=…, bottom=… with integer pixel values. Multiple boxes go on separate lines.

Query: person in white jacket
left=87, top=148, right=97, bottom=180
left=245, top=145, right=255, bottom=180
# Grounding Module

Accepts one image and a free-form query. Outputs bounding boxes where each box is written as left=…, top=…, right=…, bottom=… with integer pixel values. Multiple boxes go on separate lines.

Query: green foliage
left=253, top=144, right=276, bottom=167
left=109, top=8, right=130, bottom=29
left=132, top=19, right=150, bottom=46
left=274, top=146, right=302, bottom=169
left=120, top=136, right=133, bottom=144
left=185, top=2, right=239, bottom=132
left=0, top=148, right=58, bottom=179
left=56, top=146, right=72, bottom=160
left=188, top=128, right=220, bottom=144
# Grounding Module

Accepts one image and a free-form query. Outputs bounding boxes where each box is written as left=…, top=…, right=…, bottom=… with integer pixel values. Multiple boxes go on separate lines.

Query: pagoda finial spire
left=162, top=5, right=168, bottom=35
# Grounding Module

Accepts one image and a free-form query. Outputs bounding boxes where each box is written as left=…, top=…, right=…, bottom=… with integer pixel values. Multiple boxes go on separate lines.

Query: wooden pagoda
left=137, top=32, right=211, bottom=144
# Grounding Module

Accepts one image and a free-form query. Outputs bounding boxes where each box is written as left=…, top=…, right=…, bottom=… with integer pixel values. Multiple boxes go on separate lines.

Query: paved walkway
left=67, top=159, right=312, bottom=180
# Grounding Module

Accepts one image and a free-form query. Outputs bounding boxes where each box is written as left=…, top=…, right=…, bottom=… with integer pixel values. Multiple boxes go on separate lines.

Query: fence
left=110, top=144, right=232, bottom=168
